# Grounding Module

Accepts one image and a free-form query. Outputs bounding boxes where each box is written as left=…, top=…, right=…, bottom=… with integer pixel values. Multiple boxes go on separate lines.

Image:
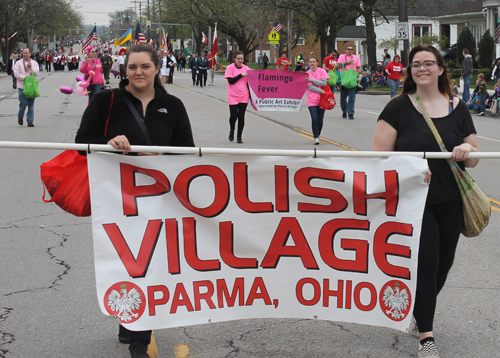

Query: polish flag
left=202, top=32, right=208, bottom=44
left=212, top=24, right=218, bottom=55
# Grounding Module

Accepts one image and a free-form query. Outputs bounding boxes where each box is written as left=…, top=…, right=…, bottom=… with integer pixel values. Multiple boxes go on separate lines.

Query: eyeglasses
left=346, top=48, right=353, bottom=51
left=410, top=60, right=438, bottom=70
left=90, top=51, right=95, bottom=53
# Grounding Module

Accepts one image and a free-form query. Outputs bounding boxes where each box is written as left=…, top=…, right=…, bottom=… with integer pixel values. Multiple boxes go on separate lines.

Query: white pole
left=0, top=141, right=499, bottom=159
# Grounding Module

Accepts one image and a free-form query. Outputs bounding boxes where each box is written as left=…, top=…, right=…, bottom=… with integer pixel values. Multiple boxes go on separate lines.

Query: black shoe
left=18, top=117, right=23, bottom=125
left=13, top=85, right=17, bottom=90
left=27, top=122, right=34, bottom=127
left=342, top=112, right=347, bottom=118
left=118, top=325, right=131, bottom=344
left=130, top=343, right=149, bottom=358
left=348, top=114, right=354, bottom=120
left=237, top=136, right=243, bottom=144
left=228, top=131, right=234, bottom=142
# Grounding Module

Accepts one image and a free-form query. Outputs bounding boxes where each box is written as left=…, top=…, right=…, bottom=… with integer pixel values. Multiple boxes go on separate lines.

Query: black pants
left=198, top=69, right=207, bottom=87
left=168, top=67, right=174, bottom=84
left=413, top=194, right=463, bottom=333
left=120, top=64, right=126, bottom=81
left=229, top=103, right=248, bottom=137
left=45, top=62, right=51, bottom=72
left=192, top=69, right=198, bottom=85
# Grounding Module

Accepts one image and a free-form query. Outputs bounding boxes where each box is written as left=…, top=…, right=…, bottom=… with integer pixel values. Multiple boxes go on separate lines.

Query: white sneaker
left=478, top=112, right=485, bottom=116
left=418, top=337, right=439, bottom=358
left=314, top=137, right=320, bottom=145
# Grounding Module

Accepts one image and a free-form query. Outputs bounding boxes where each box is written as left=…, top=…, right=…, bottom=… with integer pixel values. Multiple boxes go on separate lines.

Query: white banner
left=87, top=152, right=429, bottom=332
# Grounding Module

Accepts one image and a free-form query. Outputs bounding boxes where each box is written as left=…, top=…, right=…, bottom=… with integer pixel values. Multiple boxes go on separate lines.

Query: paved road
left=0, top=61, right=499, bottom=358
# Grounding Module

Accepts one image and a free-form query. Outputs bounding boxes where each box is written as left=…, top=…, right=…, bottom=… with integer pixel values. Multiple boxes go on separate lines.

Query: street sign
left=396, top=22, right=409, bottom=40
left=269, top=31, right=279, bottom=44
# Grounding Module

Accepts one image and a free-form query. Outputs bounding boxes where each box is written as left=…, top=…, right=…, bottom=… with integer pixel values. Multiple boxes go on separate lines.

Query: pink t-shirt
left=306, top=68, right=329, bottom=107
left=225, top=63, right=251, bottom=105
left=338, top=54, right=361, bottom=71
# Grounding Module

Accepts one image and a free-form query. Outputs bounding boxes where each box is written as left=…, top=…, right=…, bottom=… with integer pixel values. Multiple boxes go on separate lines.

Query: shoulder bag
left=23, top=62, right=40, bottom=98
left=413, top=94, right=491, bottom=237
left=319, top=85, right=336, bottom=110
left=327, top=68, right=338, bottom=86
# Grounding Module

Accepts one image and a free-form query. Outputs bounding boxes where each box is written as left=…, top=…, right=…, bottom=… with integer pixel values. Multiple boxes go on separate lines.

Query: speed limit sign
left=396, top=22, right=409, bottom=40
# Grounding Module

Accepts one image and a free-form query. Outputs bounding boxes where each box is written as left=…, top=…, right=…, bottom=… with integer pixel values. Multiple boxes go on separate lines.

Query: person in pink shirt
left=225, top=51, right=251, bottom=143
left=13, top=48, right=39, bottom=127
left=337, top=46, right=361, bottom=119
left=80, top=46, right=104, bottom=102
left=306, top=56, right=330, bottom=145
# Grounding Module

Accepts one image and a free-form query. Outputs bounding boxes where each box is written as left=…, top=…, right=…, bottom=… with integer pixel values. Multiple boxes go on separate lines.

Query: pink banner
left=248, top=70, right=308, bottom=112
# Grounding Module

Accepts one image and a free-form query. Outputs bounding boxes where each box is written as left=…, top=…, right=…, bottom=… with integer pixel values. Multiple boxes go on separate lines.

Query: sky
left=74, top=0, right=129, bottom=26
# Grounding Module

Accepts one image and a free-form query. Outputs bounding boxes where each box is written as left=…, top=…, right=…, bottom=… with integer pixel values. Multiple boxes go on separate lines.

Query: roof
left=336, top=26, right=367, bottom=40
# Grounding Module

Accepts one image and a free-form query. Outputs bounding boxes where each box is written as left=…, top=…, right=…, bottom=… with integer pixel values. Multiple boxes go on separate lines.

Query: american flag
left=82, top=25, right=97, bottom=54
left=496, top=18, right=500, bottom=44
left=134, top=22, right=147, bottom=44
left=270, top=20, right=283, bottom=34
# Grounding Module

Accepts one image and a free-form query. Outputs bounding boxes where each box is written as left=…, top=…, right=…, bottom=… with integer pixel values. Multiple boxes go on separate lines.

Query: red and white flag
left=202, top=32, right=208, bottom=44
left=7, top=32, right=17, bottom=41
left=82, top=25, right=97, bottom=54
left=212, top=24, right=218, bottom=55
left=161, top=28, right=167, bottom=49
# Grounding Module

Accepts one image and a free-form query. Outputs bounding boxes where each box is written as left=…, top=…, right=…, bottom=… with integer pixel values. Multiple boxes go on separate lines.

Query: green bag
left=340, top=69, right=357, bottom=89
left=23, top=74, right=40, bottom=99
left=327, top=70, right=338, bottom=86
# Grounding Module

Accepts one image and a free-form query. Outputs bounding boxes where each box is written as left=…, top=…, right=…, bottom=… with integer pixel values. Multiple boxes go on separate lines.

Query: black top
left=378, top=95, right=476, bottom=203
left=76, top=80, right=195, bottom=148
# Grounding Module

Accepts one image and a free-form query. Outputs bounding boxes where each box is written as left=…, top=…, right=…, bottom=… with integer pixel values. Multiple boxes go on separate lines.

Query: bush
left=477, top=68, right=492, bottom=79
left=478, top=29, right=495, bottom=68
left=456, top=27, right=476, bottom=64
left=447, top=60, right=457, bottom=69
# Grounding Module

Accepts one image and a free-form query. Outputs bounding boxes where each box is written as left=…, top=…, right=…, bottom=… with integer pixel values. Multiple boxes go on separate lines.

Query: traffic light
left=110, top=27, right=113, bottom=34
left=76, top=26, right=79, bottom=34
left=156, top=28, right=159, bottom=35
left=86, top=28, right=88, bottom=34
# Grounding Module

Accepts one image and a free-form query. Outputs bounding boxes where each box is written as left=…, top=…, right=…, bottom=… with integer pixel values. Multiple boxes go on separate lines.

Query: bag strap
left=121, top=92, right=153, bottom=145
left=412, top=94, right=448, bottom=153
left=104, top=90, right=114, bottom=136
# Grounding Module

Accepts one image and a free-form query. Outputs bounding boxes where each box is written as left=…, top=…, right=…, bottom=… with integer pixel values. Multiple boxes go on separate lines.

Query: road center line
left=476, top=135, right=500, bottom=143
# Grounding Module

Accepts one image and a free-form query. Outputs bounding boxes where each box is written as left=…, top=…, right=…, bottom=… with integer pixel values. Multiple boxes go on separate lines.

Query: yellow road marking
left=147, top=332, right=159, bottom=358
left=492, top=206, right=500, bottom=212
left=174, top=83, right=196, bottom=92
left=293, top=128, right=357, bottom=151
left=174, top=343, right=193, bottom=357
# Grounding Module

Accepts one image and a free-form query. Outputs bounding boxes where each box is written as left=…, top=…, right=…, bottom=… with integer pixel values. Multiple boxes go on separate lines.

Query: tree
left=378, top=37, right=399, bottom=57
left=478, top=29, right=494, bottom=68
left=456, top=27, right=476, bottom=64
left=410, top=33, right=448, bottom=48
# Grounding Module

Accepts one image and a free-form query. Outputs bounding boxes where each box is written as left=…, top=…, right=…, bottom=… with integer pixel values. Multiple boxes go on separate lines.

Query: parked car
left=440, top=44, right=456, bottom=62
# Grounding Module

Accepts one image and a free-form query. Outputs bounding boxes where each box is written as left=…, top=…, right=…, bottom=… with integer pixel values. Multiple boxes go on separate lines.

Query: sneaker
left=410, top=316, right=419, bottom=338
left=27, top=122, right=34, bottom=127
left=478, top=112, right=485, bottom=116
left=348, top=114, right=354, bottom=120
left=228, top=131, right=234, bottom=142
left=418, top=337, right=439, bottom=358
left=18, top=117, right=23, bottom=125
left=130, top=343, right=150, bottom=358
left=342, top=112, right=347, bottom=118
left=314, top=137, right=320, bottom=145
left=237, top=136, right=243, bottom=144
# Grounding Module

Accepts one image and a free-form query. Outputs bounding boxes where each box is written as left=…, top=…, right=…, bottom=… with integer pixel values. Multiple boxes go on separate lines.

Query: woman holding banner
left=372, top=45, right=479, bottom=358
left=76, top=44, right=195, bottom=358
left=306, top=56, right=329, bottom=145
left=225, top=51, right=251, bottom=144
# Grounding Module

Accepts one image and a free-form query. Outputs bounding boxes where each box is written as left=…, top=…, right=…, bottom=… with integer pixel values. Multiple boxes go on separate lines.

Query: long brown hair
left=124, top=44, right=165, bottom=91
left=401, top=45, right=454, bottom=98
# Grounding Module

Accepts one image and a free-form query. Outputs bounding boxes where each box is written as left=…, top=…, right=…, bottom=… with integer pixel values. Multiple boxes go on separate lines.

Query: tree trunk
left=363, top=6, right=377, bottom=68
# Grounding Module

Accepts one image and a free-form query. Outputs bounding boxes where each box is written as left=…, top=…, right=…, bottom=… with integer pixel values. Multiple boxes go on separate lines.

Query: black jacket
left=76, top=80, right=195, bottom=148
left=7, top=58, right=19, bottom=76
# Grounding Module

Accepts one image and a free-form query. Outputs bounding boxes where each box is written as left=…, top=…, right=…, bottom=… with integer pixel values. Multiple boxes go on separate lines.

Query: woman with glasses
left=372, top=45, right=480, bottom=358
left=80, top=46, right=104, bottom=102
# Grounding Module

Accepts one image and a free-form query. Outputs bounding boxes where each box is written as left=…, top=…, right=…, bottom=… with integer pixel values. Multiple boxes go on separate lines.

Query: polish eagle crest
left=107, top=283, right=143, bottom=322
left=382, top=282, right=410, bottom=320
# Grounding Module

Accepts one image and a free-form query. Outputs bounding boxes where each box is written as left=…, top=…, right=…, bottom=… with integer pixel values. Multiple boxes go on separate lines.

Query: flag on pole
left=114, top=28, right=132, bottom=47
left=202, top=32, right=208, bottom=44
left=7, top=32, right=17, bottom=41
left=134, top=22, right=147, bottom=45
left=166, top=31, right=172, bottom=52
left=212, top=24, right=218, bottom=55
left=270, top=20, right=283, bottom=34
left=161, top=28, right=167, bottom=50
left=496, top=17, right=500, bottom=44
left=82, top=25, right=97, bottom=54
left=149, top=39, right=154, bottom=46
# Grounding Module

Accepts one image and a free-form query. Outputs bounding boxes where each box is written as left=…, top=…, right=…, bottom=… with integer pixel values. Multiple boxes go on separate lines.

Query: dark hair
left=124, top=44, right=164, bottom=91
left=400, top=45, right=454, bottom=98
left=463, top=48, right=469, bottom=55
left=233, top=51, right=244, bottom=59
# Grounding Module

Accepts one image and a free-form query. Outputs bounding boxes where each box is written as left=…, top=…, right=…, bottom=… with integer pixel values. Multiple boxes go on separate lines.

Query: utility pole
left=398, top=0, right=409, bottom=66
